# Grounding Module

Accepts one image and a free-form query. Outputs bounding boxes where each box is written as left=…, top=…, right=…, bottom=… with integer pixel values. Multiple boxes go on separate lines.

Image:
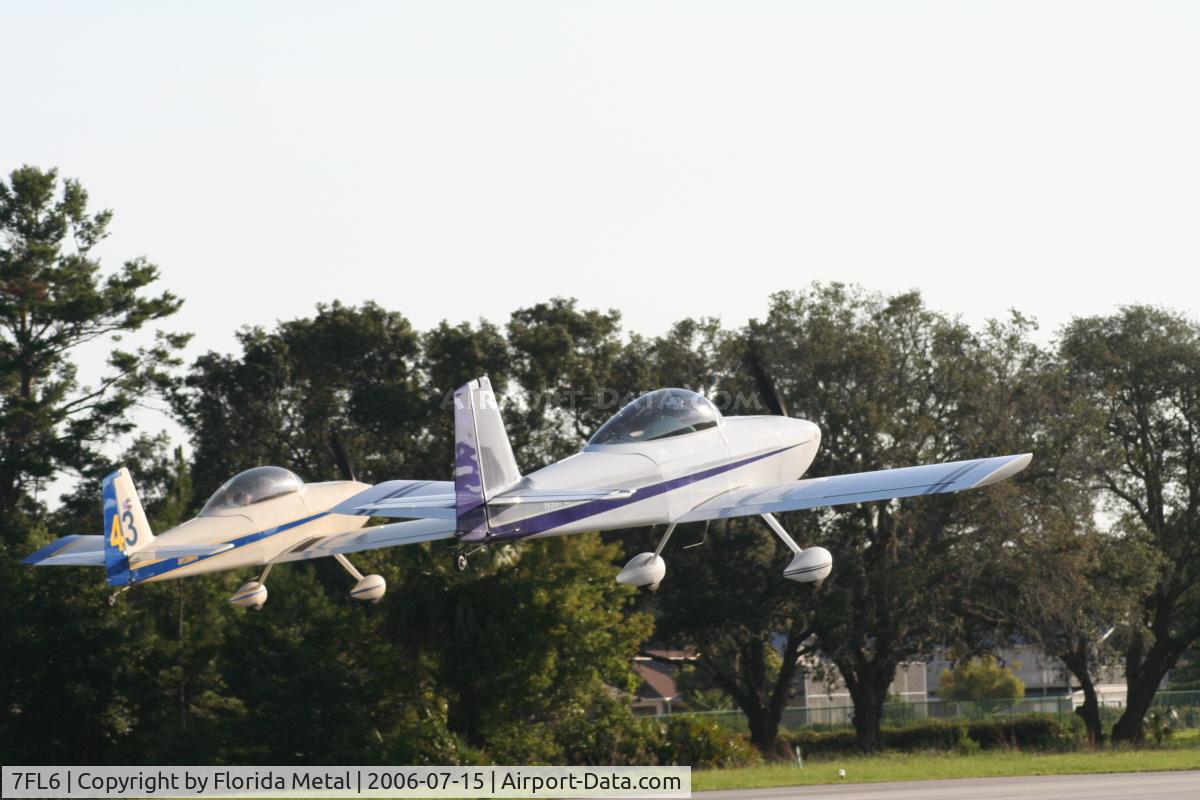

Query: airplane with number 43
left=24, top=376, right=1031, bottom=608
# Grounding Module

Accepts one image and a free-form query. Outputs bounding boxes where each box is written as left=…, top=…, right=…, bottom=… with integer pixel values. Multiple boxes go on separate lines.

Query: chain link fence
left=660, top=689, right=1200, bottom=732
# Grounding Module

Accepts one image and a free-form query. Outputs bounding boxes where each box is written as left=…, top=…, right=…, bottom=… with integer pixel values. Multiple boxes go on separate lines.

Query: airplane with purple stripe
left=331, top=377, right=1029, bottom=589
left=23, top=377, right=1031, bottom=606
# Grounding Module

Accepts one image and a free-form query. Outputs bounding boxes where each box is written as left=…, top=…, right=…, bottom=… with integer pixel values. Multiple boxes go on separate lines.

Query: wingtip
left=974, top=452, right=1033, bottom=488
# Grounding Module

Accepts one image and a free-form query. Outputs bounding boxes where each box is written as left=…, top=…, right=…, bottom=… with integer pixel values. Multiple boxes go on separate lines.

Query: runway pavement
left=697, top=770, right=1200, bottom=799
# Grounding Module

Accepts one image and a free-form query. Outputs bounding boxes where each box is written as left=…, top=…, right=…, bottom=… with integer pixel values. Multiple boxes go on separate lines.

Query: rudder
left=453, top=377, right=521, bottom=541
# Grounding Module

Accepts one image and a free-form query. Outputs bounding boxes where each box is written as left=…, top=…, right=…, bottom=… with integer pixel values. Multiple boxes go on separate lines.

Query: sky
left=2, top=1, right=1199, bottom=475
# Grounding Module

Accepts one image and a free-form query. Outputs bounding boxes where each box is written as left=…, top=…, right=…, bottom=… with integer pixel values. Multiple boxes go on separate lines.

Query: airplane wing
left=677, top=453, right=1032, bottom=522
left=332, top=479, right=634, bottom=519
left=267, top=518, right=457, bottom=563
left=22, top=534, right=105, bottom=567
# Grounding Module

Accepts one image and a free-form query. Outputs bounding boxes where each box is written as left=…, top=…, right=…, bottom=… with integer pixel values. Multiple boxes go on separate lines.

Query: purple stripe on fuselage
left=486, top=443, right=801, bottom=541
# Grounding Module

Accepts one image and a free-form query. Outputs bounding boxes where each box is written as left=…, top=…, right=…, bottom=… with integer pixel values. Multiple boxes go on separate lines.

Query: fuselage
left=128, top=480, right=369, bottom=584
left=484, top=415, right=820, bottom=540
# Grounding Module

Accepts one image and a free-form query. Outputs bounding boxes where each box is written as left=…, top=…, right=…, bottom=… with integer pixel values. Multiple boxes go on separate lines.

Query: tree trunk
left=1074, top=684, right=1103, bottom=746
left=844, top=664, right=892, bottom=751
left=745, top=705, right=779, bottom=756
left=1111, top=655, right=1159, bottom=744
left=1060, top=644, right=1103, bottom=744
left=1110, top=635, right=1181, bottom=744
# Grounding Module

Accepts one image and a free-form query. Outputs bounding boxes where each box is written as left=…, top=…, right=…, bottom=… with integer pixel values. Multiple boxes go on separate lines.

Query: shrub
left=486, top=721, right=564, bottom=764
left=783, top=715, right=1073, bottom=755
left=656, top=715, right=759, bottom=768
left=939, top=656, right=1025, bottom=701
left=966, top=716, right=1074, bottom=750
left=954, top=727, right=982, bottom=756
left=555, top=698, right=664, bottom=765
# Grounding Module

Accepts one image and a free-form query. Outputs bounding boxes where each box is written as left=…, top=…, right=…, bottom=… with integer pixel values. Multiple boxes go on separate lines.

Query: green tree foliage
left=0, top=166, right=186, bottom=525
left=730, top=285, right=1047, bottom=751
left=172, top=301, right=430, bottom=495
left=1060, top=306, right=1200, bottom=743
left=431, top=535, right=652, bottom=751
left=938, top=656, right=1025, bottom=701
left=506, top=298, right=643, bottom=463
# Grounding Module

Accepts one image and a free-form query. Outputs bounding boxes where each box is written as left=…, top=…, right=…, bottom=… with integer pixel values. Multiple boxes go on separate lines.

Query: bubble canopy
left=200, top=466, right=303, bottom=515
left=589, top=389, right=721, bottom=446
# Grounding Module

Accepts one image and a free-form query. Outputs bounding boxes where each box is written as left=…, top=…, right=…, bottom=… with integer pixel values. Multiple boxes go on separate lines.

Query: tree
left=0, top=166, right=185, bottom=527
left=505, top=297, right=643, bottom=464
left=172, top=301, right=429, bottom=496
left=938, top=656, right=1024, bottom=701
left=1060, top=306, right=1200, bottom=743
left=967, top=518, right=1158, bottom=744
left=951, top=351, right=1157, bottom=744
left=425, top=534, right=653, bottom=759
left=748, top=285, right=1046, bottom=750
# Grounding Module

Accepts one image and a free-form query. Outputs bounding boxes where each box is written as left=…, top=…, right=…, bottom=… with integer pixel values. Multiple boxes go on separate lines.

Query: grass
left=692, top=747, right=1200, bottom=791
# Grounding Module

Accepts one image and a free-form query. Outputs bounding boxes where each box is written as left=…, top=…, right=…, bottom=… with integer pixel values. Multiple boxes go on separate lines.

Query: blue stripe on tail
left=101, top=470, right=131, bottom=586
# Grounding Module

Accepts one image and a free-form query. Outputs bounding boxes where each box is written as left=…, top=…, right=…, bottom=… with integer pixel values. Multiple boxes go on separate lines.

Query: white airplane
left=24, top=377, right=1031, bottom=607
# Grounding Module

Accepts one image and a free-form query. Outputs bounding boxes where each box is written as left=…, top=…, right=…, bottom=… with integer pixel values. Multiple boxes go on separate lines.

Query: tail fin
left=102, top=467, right=155, bottom=586
left=453, top=377, right=521, bottom=540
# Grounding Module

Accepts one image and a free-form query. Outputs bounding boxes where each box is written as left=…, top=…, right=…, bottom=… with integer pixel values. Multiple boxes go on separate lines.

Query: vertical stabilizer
left=102, top=468, right=155, bottom=586
left=453, top=377, right=521, bottom=541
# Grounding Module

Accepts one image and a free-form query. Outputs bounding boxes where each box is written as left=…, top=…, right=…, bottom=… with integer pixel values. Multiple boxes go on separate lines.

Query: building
left=631, top=642, right=1128, bottom=719
left=630, top=651, right=683, bottom=715
left=927, top=644, right=1127, bottom=705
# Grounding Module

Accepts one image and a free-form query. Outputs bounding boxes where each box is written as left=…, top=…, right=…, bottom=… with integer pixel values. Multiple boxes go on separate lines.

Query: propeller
left=745, top=328, right=789, bottom=417
left=328, top=429, right=358, bottom=483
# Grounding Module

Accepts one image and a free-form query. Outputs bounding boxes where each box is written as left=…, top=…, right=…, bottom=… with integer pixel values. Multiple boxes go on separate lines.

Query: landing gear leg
left=760, top=513, right=833, bottom=585
left=334, top=554, right=364, bottom=581
left=107, top=586, right=129, bottom=606
left=760, top=513, right=802, bottom=555
left=653, top=523, right=678, bottom=557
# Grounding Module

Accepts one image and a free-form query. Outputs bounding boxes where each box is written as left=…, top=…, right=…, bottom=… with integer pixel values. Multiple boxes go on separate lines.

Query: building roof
left=633, top=660, right=680, bottom=701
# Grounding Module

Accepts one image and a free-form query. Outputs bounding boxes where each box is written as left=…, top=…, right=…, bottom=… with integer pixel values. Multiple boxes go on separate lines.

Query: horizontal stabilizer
left=678, top=453, right=1033, bottom=522
left=23, top=535, right=105, bottom=567
left=330, top=480, right=456, bottom=519
left=353, top=496, right=456, bottom=519
left=489, top=487, right=635, bottom=505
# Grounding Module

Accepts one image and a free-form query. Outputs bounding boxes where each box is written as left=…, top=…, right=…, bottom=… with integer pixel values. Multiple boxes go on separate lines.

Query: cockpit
left=588, top=388, right=722, bottom=446
left=200, top=466, right=304, bottom=515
